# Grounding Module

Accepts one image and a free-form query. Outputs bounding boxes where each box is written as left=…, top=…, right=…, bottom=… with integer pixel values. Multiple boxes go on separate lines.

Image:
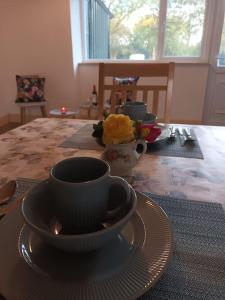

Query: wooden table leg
left=20, top=107, right=26, bottom=124
left=40, top=106, right=48, bottom=117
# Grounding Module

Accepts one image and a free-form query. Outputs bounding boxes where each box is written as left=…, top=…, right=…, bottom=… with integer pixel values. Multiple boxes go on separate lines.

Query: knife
left=177, top=127, right=186, bottom=146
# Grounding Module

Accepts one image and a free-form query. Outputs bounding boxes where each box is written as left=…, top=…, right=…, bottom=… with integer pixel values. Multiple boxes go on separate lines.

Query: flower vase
left=101, top=140, right=147, bottom=177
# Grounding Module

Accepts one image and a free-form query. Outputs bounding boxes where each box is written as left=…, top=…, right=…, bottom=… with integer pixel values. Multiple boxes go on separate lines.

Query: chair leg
left=40, top=106, right=48, bottom=117
left=20, top=107, right=26, bottom=124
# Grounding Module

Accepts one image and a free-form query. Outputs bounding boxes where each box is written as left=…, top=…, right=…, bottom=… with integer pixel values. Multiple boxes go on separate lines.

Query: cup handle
left=134, top=139, right=147, bottom=159
left=107, top=176, right=131, bottom=219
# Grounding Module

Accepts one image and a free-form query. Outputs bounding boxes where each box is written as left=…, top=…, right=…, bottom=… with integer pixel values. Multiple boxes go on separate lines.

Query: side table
left=79, top=104, right=98, bottom=119
left=49, top=108, right=79, bottom=119
left=79, top=103, right=111, bottom=119
left=17, top=101, right=47, bottom=124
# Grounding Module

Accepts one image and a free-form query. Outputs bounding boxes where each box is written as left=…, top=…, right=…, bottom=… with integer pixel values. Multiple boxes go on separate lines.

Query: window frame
left=81, top=0, right=216, bottom=63
left=209, top=0, right=225, bottom=72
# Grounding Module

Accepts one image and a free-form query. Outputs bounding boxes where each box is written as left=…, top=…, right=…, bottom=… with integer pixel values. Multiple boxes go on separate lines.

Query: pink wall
left=0, top=0, right=78, bottom=118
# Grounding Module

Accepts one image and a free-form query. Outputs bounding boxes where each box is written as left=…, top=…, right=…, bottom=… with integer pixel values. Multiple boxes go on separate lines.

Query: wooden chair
left=98, top=62, right=175, bottom=123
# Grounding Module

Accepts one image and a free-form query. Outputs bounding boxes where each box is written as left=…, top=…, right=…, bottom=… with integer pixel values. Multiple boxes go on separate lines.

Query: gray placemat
left=146, top=129, right=204, bottom=159
left=140, top=193, right=225, bottom=300
left=59, top=124, right=203, bottom=159
left=59, top=124, right=103, bottom=151
left=1, top=178, right=225, bottom=299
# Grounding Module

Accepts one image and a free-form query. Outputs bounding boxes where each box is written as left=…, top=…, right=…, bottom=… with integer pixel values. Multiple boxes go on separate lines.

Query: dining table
left=0, top=117, right=224, bottom=205
left=0, top=117, right=225, bottom=300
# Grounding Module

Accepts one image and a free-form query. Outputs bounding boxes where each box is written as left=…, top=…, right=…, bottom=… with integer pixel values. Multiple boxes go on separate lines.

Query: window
left=164, top=0, right=205, bottom=58
left=83, top=0, right=209, bottom=61
left=83, top=0, right=112, bottom=59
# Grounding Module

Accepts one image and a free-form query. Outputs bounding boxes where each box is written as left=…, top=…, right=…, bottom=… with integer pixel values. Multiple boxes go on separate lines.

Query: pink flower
left=138, top=124, right=161, bottom=143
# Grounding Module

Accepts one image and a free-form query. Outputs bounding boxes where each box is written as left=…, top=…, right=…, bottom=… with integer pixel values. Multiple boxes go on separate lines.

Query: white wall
left=79, top=63, right=209, bottom=123
left=0, top=0, right=78, bottom=118
left=173, top=64, right=209, bottom=122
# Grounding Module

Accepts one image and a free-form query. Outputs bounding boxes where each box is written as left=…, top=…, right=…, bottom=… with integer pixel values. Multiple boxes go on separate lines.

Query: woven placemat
left=59, top=124, right=203, bottom=159
left=140, top=193, right=225, bottom=300
left=1, top=178, right=225, bottom=299
left=146, top=129, right=203, bottom=159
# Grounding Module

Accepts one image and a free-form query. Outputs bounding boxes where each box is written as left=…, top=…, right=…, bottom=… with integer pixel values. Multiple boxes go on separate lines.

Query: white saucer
left=0, top=192, right=173, bottom=300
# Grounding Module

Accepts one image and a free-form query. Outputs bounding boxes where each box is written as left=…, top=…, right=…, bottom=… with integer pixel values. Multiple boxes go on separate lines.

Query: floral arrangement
left=92, top=113, right=161, bottom=144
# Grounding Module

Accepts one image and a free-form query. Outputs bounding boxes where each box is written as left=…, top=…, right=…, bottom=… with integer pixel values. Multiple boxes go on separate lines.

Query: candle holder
left=60, top=106, right=67, bottom=114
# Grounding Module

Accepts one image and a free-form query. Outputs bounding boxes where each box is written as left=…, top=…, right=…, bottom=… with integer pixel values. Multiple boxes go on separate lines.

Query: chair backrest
left=98, top=62, right=175, bottom=123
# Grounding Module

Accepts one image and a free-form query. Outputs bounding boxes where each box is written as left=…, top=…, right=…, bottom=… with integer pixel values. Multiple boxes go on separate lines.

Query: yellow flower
left=103, top=114, right=135, bottom=144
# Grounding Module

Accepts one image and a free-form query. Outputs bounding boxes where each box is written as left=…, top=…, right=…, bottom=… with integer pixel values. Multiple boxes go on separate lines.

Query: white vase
left=101, top=140, right=147, bottom=177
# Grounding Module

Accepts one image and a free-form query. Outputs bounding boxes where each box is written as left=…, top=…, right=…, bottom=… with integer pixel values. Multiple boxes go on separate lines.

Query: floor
left=0, top=123, right=20, bottom=134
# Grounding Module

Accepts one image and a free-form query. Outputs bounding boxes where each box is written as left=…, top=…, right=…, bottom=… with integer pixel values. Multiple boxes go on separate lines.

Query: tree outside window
left=86, top=0, right=207, bottom=60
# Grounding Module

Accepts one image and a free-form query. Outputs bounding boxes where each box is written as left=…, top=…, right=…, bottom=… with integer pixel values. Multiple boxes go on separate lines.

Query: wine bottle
left=91, top=85, right=98, bottom=106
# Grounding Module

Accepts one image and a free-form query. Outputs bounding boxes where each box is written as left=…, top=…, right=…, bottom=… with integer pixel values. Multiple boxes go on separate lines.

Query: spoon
left=49, top=218, right=110, bottom=235
left=0, top=180, right=17, bottom=205
left=50, top=217, right=63, bottom=235
left=0, top=193, right=26, bottom=217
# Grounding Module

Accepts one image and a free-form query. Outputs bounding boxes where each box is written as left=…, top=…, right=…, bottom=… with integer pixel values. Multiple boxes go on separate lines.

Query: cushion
left=111, top=76, right=139, bottom=105
left=15, top=75, right=45, bottom=103
left=113, top=77, right=139, bottom=86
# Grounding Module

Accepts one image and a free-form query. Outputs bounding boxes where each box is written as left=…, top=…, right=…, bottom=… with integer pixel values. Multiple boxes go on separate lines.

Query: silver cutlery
left=0, top=180, right=17, bottom=205
left=0, top=192, right=26, bottom=217
left=177, top=127, right=187, bottom=146
left=182, top=128, right=195, bottom=141
left=169, top=126, right=176, bottom=138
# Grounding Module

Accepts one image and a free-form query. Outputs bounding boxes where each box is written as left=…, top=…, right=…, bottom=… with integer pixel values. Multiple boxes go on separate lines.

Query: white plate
left=0, top=192, right=173, bottom=300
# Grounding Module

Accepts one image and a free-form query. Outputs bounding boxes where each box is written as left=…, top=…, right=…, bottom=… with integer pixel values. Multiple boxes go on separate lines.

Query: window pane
left=218, top=15, right=225, bottom=67
left=103, top=0, right=160, bottom=60
left=164, top=0, right=206, bottom=57
left=88, top=0, right=111, bottom=59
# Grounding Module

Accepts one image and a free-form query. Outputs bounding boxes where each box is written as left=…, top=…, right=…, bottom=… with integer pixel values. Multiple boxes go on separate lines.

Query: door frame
left=203, top=0, right=225, bottom=124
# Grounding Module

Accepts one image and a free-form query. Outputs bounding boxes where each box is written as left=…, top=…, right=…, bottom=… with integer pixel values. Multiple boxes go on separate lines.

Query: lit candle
left=60, top=106, right=67, bottom=114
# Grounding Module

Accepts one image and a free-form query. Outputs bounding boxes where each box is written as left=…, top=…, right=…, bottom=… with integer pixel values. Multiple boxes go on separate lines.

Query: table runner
left=59, top=124, right=103, bottom=151
left=59, top=124, right=204, bottom=159
left=1, top=178, right=225, bottom=299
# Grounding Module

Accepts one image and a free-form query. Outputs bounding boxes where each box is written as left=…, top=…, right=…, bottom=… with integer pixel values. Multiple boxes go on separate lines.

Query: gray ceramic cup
left=118, top=102, right=147, bottom=121
left=49, top=157, right=130, bottom=234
